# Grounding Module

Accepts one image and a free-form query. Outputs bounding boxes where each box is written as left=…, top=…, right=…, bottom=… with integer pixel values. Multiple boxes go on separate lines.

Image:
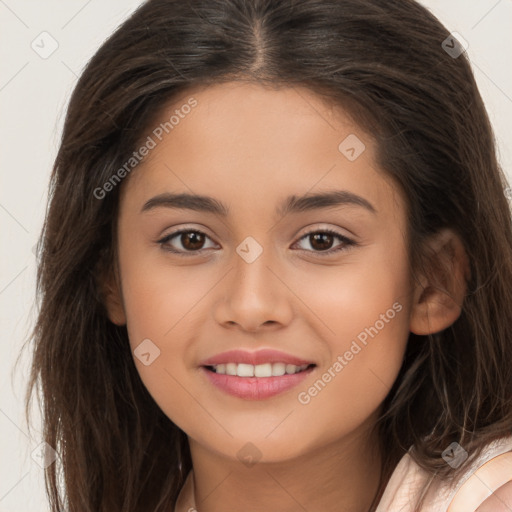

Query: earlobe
left=409, top=228, right=470, bottom=336
left=99, top=270, right=127, bottom=326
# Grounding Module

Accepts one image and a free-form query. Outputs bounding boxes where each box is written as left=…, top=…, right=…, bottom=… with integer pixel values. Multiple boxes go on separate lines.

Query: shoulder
left=475, top=479, right=512, bottom=512
left=447, top=446, right=512, bottom=512
left=371, top=437, right=512, bottom=512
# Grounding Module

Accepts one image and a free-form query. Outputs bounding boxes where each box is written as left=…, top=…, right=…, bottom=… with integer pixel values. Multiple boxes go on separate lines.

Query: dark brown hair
left=21, top=0, right=512, bottom=511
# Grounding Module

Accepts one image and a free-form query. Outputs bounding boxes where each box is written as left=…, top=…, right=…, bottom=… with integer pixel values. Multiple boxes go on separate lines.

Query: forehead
left=120, top=81, right=405, bottom=226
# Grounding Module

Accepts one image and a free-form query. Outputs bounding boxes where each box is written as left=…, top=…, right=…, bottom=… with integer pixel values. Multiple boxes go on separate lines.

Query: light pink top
left=175, top=436, right=512, bottom=512
left=375, top=436, right=512, bottom=511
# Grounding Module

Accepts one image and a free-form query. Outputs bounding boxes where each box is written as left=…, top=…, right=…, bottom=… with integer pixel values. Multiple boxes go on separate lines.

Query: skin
left=104, top=81, right=470, bottom=512
left=477, top=481, right=512, bottom=511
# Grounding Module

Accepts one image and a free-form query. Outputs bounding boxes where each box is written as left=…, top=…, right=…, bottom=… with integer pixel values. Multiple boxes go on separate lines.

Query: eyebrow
left=141, top=190, right=377, bottom=217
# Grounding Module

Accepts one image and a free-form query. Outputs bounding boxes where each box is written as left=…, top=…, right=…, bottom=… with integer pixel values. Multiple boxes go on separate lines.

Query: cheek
left=118, top=253, right=220, bottom=431
left=289, top=249, right=411, bottom=435
left=120, top=252, right=214, bottom=350
left=294, top=244, right=410, bottom=355
left=295, top=303, right=410, bottom=438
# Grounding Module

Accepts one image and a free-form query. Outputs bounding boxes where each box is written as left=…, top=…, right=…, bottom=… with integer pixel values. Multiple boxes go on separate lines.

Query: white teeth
left=211, top=362, right=310, bottom=377
left=254, top=363, right=271, bottom=377
left=226, top=363, right=237, bottom=376
left=286, top=363, right=298, bottom=374
left=237, top=363, right=254, bottom=377
left=272, top=362, right=286, bottom=376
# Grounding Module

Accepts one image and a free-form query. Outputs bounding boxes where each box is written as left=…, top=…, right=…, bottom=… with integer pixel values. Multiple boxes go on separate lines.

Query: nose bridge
left=213, top=231, right=293, bottom=330
left=231, top=233, right=277, bottom=300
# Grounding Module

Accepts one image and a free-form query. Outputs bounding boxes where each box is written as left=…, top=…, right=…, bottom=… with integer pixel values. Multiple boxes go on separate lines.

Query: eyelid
left=293, top=227, right=356, bottom=256
left=156, top=224, right=357, bottom=257
left=157, top=227, right=219, bottom=255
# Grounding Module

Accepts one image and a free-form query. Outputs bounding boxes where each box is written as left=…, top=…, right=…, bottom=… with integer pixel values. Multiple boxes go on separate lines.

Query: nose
left=212, top=245, right=294, bottom=333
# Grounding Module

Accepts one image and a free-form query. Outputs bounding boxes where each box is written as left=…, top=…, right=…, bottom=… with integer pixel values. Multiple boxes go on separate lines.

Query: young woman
left=24, top=1, right=512, bottom=511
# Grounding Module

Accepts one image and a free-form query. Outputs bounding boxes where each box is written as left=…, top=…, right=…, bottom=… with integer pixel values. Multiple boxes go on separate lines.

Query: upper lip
left=200, top=349, right=315, bottom=367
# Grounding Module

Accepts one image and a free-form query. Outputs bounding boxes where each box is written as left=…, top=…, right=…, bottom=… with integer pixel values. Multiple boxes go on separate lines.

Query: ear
left=99, top=267, right=127, bottom=326
left=410, top=228, right=470, bottom=336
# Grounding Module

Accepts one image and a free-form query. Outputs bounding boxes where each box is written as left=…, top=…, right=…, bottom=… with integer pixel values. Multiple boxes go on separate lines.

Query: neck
left=187, top=421, right=383, bottom=512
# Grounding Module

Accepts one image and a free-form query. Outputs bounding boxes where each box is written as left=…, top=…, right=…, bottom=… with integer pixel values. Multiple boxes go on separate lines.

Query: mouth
left=201, top=362, right=317, bottom=400
left=204, top=362, right=316, bottom=377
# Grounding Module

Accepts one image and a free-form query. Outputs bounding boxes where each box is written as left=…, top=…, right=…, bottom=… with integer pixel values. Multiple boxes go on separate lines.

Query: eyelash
left=157, top=227, right=357, bottom=257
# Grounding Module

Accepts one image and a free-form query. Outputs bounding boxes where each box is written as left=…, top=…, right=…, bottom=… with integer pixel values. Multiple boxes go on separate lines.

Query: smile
left=201, top=363, right=316, bottom=400
left=207, top=362, right=312, bottom=377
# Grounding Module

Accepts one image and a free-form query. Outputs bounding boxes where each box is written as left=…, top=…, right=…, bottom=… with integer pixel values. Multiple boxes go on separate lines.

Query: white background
left=1, top=1, right=511, bottom=510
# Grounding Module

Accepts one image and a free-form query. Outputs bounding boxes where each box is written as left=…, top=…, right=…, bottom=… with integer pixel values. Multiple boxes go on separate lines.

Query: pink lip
left=201, top=365, right=315, bottom=400
left=200, top=349, right=314, bottom=367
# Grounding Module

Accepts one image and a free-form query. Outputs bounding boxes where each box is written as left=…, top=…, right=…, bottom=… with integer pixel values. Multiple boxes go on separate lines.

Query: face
left=112, top=81, right=415, bottom=463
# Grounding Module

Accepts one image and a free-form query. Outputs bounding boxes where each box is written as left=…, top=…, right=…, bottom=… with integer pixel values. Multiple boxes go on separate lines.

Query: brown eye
left=308, top=232, right=335, bottom=251
left=158, top=229, right=217, bottom=255
left=180, top=231, right=206, bottom=251
left=294, top=229, right=356, bottom=256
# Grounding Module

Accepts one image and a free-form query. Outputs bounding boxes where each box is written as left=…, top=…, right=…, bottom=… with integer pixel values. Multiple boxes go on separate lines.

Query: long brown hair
left=21, top=0, right=512, bottom=510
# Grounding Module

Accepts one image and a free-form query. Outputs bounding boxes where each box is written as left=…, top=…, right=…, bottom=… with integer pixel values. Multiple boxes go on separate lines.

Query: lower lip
left=201, top=366, right=315, bottom=400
